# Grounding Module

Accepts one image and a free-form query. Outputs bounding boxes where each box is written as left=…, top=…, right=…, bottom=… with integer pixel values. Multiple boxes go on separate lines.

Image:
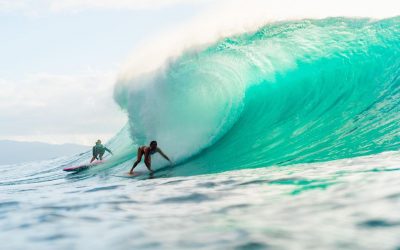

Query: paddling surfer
left=129, top=141, right=171, bottom=174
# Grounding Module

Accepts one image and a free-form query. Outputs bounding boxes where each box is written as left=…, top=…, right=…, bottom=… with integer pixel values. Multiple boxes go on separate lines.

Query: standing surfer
left=129, top=141, right=171, bottom=174
left=90, top=140, right=113, bottom=163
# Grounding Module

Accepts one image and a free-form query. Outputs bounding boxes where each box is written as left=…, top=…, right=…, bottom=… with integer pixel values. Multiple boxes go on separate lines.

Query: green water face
left=114, top=17, right=400, bottom=176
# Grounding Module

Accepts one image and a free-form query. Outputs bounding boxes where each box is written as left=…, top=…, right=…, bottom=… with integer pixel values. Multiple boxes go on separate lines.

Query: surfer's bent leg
left=90, top=155, right=97, bottom=163
left=144, top=157, right=153, bottom=172
left=129, top=147, right=143, bottom=174
left=91, top=147, right=97, bottom=163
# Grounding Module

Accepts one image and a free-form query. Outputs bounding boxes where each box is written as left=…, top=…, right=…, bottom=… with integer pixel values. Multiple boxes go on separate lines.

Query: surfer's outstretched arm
left=157, top=148, right=171, bottom=162
left=105, top=147, right=113, bottom=155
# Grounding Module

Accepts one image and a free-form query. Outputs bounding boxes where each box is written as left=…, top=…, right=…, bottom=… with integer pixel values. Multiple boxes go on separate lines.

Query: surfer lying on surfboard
left=129, top=141, right=171, bottom=174
left=90, top=139, right=113, bottom=163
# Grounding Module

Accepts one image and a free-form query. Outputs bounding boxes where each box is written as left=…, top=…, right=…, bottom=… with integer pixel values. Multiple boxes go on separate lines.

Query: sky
left=0, top=0, right=211, bottom=145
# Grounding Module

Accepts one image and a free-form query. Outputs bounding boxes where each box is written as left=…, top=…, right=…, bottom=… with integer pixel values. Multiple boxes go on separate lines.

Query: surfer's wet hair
left=150, top=141, right=157, bottom=146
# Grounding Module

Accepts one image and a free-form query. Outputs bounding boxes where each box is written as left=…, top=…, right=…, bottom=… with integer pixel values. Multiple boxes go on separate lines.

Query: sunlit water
left=1, top=151, right=400, bottom=250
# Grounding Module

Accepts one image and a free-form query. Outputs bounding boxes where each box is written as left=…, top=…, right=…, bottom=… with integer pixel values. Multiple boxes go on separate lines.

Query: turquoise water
left=1, top=17, right=400, bottom=249
left=1, top=152, right=400, bottom=249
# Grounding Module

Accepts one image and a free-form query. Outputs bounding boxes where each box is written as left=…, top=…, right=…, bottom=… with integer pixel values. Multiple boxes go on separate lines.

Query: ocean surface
left=1, top=17, right=400, bottom=249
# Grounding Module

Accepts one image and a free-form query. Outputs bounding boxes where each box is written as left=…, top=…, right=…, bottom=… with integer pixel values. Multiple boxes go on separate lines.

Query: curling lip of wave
left=117, top=0, right=400, bottom=79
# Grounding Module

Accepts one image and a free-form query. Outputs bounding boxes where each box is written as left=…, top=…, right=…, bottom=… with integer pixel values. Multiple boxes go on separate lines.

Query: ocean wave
left=114, top=17, right=400, bottom=176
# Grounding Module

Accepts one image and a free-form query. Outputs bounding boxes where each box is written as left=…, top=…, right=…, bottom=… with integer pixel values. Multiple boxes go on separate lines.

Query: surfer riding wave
left=129, top=141, right=172, bottom=174
left=90, top=140, right=113, bottom=163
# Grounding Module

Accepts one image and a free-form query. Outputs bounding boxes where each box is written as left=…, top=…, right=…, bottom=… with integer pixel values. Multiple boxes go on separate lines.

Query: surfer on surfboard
left=90, top=139, right=113, bottom=163
left=129, top=141, right=171, bottom=174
